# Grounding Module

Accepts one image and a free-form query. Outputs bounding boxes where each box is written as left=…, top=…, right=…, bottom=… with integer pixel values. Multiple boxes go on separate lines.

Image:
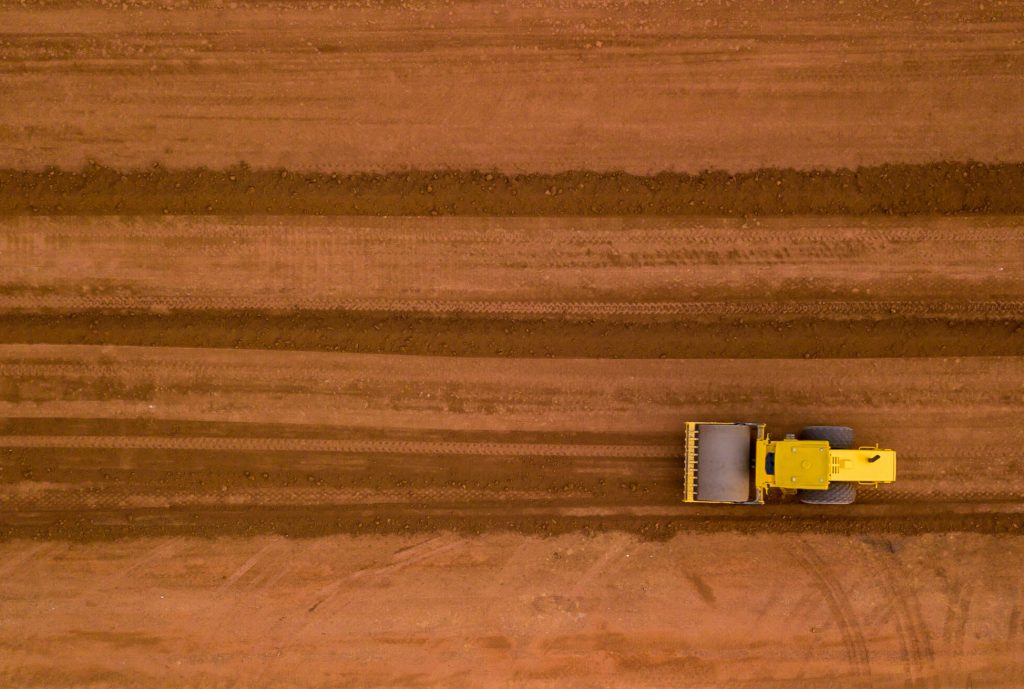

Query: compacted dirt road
left=1, top=216, right=1022, bottom=687
left=2, top=1, right=1023, bottom=687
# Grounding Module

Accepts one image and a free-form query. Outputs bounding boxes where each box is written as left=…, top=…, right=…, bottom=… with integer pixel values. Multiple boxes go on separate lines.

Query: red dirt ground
left=1, top=1, right=1023, bottom=687
left=2, top=533, right=1022, bottom=688
left=1, top=216, right=1022, bottom=686
left=2, top=0, right=1023, bottom=173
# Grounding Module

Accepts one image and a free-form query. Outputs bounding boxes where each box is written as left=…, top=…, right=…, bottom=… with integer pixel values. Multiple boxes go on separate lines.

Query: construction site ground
left=1, top=1, right=1023, bottom=687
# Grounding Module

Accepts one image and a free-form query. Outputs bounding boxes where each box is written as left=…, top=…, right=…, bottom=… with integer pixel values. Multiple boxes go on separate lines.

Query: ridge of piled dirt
left=3, top=162, right=1023, bottom=216
left=2, top=309, right=1021, bottom=359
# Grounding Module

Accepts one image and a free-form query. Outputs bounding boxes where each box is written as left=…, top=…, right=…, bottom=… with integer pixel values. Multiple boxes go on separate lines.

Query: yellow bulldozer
left=682, top=423, right=896, bottom=505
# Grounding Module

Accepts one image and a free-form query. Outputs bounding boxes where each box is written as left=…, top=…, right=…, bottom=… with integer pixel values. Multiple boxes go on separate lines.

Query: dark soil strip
left=0, top=418, right=673, bottom=447
left=2, top=505, right=1021, bottom=542
left=2, top=162, right=1023, bottom=216
left=1, top=310, right=1021, bottom=358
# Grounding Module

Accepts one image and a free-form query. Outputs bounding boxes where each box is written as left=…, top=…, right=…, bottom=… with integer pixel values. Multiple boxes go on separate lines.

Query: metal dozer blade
left=694, top=424, right=753, bottom=503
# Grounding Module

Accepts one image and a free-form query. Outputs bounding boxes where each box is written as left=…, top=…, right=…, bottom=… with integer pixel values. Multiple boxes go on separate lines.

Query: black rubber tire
left=798, top=425, right=855, bottom=449
left=798, top=482, right=857, bottom=505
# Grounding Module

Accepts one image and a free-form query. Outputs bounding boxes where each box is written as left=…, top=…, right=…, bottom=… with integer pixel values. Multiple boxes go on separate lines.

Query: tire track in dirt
left=75, top=538, right=185, bottom=605
left=861, top=547, right=938, bottom=687
left=0, top=541, right=63, bottom=579
left=4, top=216, right=1021, bottom=309
left=941, top=577, right=975, bottom=676
left=244, top=534, right=464, bottom=685
left=786, top=543, right=873, bottom=684
left=1009, top=599, right=1023, bottom=644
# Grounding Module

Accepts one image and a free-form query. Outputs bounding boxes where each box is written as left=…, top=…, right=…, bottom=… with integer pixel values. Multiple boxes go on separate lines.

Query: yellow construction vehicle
left=682, top=423, right=896, bottom=505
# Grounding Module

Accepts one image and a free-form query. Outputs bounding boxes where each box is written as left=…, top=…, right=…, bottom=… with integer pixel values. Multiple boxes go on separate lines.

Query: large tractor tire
left=799, top=425, right=855, bottom=450
left=695, top=424, right=752, bottom=503
left=798, top=482, right=857, bottom=505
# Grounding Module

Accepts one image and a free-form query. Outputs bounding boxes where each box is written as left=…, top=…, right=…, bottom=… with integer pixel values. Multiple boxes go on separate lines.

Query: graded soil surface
left=2, top=532, right=1022, bottom=688
left=2, top=0, right=1023, bottom=173
left=2, top=0, right=1024, bottom=687
left=1, top=216, right=1022, bottom=687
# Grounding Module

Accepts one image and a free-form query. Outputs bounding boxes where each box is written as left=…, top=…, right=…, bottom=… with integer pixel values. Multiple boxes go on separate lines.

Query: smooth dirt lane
left=2, top=0, right=1023, bottom=173
left=1, top=532, right=1021, bottom=688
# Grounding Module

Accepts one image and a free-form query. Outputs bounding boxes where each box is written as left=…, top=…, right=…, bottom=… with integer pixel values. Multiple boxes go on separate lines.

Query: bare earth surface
left=1, top=216, right=1023, bottom=686
left=1, top=0, right=1023, bottom=173
left=2, top=0, right=1024, bottom=687
left=2, top=533, right=1022, bottom=688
